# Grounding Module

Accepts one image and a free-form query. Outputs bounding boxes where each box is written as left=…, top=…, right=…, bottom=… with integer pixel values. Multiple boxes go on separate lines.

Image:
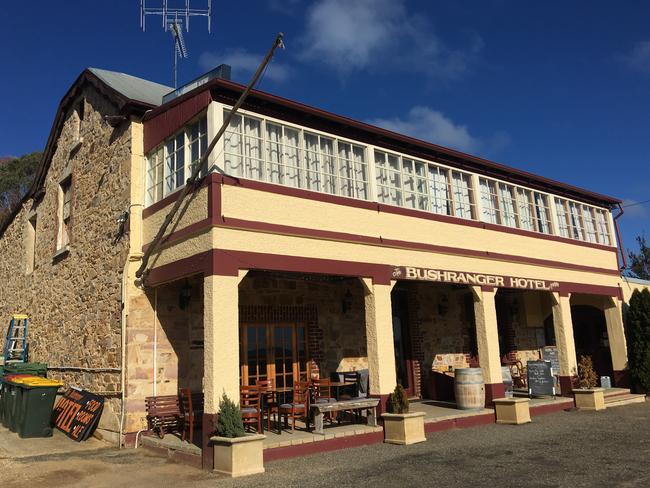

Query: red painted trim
left=142, top=217, right=211, bottom=253
left=145, top=250, right=212, bottom=285
left=143, top=90, right=211, bottom=154
left=214, top=173, right=618, bottom=253
left=263, top=430, right=384, bottom=463
left=370, top=394, right=391, bottom=417
left=481, top=286, right=496, bottom=293
left=145, top=248, right=392, bottom=286
left=529, top=400, right=574, bottom=416
left=208, top=174, right=222, bottom=225
left=559, top=283, right=623, bottom=301
left=145, top=248, right=624, bottom=301
left=202, top=413, right=216, bottom=470
left=559, top=376, right=576, bottom=397
left=142, top=176, right=211, bottom=219
left=143, top=209, right=620, bottom=278
left=424, top=413, right=495, bottom=434
left=485, top=383, right=506, bottom=407
left=217, top=217, right=619, bottom=277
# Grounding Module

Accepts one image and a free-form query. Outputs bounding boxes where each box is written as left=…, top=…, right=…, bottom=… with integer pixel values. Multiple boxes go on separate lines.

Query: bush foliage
left=577, top=355, right=599, bottom=389
left=628, top=236, right=650, bottom=280
left=215, top=393, right=246, bottom=438
left=0, top=152, right=41, bottom=221
left=390, top=384, right=409, bottom=414
left=627, top=289, right=650, bottom=393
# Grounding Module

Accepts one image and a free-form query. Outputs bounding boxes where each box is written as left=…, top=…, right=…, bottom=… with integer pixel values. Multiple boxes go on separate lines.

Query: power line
left=622, top=198, right=650, bottom=209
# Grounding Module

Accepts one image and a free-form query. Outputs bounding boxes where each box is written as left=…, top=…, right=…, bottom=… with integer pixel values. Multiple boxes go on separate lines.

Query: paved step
left=603, top=388, right=631, bottom=399
left=605, top=394, right=646, bottom=408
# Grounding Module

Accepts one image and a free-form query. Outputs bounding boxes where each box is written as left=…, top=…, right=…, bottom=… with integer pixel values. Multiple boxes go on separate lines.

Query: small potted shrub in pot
left=211, top=393, right=265, bottom=477
left=573, top=356, right=606, bottom=411
left=382, top=384, right=426, bottom=445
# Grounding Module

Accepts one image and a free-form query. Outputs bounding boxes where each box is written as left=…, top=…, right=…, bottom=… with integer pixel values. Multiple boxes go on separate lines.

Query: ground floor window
left=239, top=323, right=309, bottom=389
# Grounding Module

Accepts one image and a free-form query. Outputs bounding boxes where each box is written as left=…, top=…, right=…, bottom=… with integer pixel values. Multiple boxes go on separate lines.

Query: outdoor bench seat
left=145, top=394, right=183, bottom=439
left=310, top=398, right=379, bottom=434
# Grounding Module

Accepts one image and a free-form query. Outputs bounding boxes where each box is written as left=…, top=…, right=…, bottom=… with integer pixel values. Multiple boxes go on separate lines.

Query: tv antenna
left=140, top=0, right=212, bottom=88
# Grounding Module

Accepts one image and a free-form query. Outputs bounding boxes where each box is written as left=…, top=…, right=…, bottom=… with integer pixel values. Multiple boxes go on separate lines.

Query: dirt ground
left=2, top=401, right=649, bottom=487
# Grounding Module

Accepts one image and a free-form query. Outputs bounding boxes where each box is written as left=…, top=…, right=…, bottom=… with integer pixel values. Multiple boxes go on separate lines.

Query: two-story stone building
left=0, top=65, right=632, bottom=466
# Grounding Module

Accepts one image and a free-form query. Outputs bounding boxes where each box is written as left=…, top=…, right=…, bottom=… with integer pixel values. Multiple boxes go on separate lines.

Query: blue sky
left=0, top=0, right=648, bottom=257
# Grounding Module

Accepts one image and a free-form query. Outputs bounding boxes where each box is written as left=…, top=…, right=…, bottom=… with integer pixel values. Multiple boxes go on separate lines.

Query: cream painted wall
left=221, top=185, right=618, bottom=271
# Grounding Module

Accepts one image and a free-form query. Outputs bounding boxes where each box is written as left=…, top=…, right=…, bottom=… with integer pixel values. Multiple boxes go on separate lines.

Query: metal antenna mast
left=140, top=0, right=212, bottom=88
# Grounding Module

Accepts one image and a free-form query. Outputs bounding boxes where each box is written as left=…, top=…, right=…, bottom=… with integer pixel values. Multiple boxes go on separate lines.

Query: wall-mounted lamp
left=179, top=281, right=192, bottom=310
left=341, top=289, right=353, bottom=314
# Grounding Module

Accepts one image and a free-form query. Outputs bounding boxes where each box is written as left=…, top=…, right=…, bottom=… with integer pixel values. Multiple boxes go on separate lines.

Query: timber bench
left=145, top=394, right=183, bottom=439
left=310, top=398, right=380, bottom=434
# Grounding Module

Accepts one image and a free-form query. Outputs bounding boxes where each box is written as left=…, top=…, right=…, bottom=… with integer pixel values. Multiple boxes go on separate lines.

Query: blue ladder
left=3, top=314, right=28, bottom=363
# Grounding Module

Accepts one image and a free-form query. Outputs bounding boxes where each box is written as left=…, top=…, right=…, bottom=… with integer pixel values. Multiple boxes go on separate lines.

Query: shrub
left=215, top=393, right=245, bottom=438
left=390, top=384, right=409, bottom=414
left=577, top=355, right=599, bottom=389
left=627, top=289, right=650, bottom=393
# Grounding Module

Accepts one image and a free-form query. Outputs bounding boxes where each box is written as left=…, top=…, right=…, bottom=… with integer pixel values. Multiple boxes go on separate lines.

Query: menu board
left=542, top=347, right=560, bottom=375
left=53, top=388, right=104, bottom=441
left=527, top=360, right=555, bottom=397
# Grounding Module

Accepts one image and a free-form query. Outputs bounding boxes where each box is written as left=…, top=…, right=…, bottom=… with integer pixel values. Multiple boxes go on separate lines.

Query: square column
left=604, top=297, right=629, bottom=387
left=551, top=292, right=578, bottom=396
left=202, top=273, right=241, bottom=469
left=361, top=278, right=397, bottom=412
left=471, top=286, right=504, bottom=406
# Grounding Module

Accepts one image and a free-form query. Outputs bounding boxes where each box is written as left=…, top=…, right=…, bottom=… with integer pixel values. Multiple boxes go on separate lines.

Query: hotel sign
left=392, top=266, right=560, bottom=291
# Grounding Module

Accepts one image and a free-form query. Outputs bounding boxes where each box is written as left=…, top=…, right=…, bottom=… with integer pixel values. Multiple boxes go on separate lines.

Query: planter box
left=211, top=434, right=265, bottom=477
left=382, top=412, right=426, bottom=445
left=493, top=397, right=531, bottom=425
left=573, top=388, right=606, bottom=411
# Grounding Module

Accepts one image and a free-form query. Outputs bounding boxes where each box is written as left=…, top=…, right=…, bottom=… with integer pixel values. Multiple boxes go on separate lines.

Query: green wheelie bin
left=1, top=374, right=36, bottom=430
left=9, top=377, right=62, bottom=438
left=4, top=363, right=47, bottom=378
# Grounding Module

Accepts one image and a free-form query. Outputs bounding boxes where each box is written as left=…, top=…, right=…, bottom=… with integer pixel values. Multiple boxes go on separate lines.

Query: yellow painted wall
left=221, top=185, right=618, bottom=272
left=621, top=278, right=650, bottom=303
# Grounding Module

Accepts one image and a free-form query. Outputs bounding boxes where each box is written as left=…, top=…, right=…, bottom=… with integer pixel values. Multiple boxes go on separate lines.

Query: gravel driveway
left=2, top=401, right=649, bottom=488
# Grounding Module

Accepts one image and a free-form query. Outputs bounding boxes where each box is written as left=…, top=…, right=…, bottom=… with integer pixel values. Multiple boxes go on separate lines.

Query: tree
left=0, top=152, right=41, bottom=221
left=628, top=236, right=650, bottom=280
left=626, top=288, right=650, bottom=393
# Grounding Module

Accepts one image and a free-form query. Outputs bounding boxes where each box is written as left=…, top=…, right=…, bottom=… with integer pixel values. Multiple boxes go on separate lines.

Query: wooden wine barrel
left=454, top=368, right=485, bottom=410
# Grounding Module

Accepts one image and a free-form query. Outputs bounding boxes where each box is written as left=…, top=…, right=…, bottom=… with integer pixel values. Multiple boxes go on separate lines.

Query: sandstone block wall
left=0, top=85, right=132, bottom=432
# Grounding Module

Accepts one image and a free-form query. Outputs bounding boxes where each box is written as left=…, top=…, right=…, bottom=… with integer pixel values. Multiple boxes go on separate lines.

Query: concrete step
left=603, top=388, right=631, bottom=399
left=605, top=394, right=646, bottom=408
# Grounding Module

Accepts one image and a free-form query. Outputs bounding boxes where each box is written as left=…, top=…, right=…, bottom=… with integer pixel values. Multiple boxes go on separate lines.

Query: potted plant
left=382, top=384, right=426, bottom=445
left=210, top=393, right=265, bottom=477
left=573, top=356, right=606, bottom=411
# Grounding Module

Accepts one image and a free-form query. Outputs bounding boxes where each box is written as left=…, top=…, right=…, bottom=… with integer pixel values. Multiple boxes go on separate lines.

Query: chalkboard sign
left=542, top=347, right=560, bottom=375
left=527, top=360, right=555, bottom=397
left=53, top=388, right=104, bottom=441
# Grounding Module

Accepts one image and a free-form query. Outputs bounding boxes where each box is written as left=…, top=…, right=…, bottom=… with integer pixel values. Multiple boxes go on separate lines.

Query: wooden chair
left=312, top=378, right=336, bottom=424
left=179, top=388, right=204, bottom=444
left=240, top=386, right=262, bottom=433
left=278, top=381, right=310, bottom=433
left=145, top=395, right=183, bottom=439
left=255, top=379, right=278, bottom=432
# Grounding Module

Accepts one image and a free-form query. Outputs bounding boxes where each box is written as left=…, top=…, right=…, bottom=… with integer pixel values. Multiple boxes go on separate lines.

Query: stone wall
left=0, top=85, right=132, bottom=434
left=123, top=276, right=203, bottom=433
left=409, top=283, right=477, bottom=373
left=239, top=273, right=368, bottom=377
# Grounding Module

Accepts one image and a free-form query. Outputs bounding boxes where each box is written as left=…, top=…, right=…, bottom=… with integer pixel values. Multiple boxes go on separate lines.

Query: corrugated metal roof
left=89, top=68, right=172, bottom=107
